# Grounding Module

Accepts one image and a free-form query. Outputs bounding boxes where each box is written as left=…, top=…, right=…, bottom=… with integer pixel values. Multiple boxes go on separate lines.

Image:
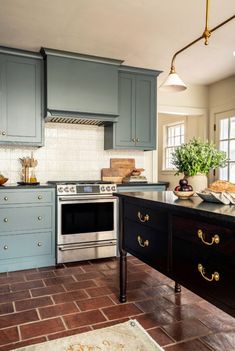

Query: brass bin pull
left=197, top=229, right=220, bottom=245
left=137, top=235, right=149, bottom=248
left=137, top=211, right=149, bottom=223
left=198, top=263, right=220, bottom=282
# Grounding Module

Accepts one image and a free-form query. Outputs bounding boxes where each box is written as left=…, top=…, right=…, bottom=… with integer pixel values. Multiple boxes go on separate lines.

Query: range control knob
left=70, top=187, right=75, bottom=192
left=64, top=187, right=69, bottom=192
left=111, top=186, right=116, bottom=191
left=100, top=186, right=106, bottom=192
left=58, top=187, right=64, bottom=193
left=106, top=186, right=111, bottom=192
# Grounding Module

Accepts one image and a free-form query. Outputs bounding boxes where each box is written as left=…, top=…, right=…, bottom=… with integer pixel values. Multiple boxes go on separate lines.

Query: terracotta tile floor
left=0, top=257, right=235, bottom=351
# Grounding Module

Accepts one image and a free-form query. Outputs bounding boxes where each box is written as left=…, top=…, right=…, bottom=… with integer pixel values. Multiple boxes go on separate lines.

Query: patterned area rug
left=16, top=320, right=164, bottom=351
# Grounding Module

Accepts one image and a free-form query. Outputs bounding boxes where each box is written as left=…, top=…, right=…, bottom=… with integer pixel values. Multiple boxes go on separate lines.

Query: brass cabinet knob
left=198, top=263, right=220, bottom=282
left=136, top=138, right=140, bottom=142
left=3, top=245, right=8, bottom=250
left=2, top=131, right=6, bottom=136
left=38, top=195, right=42, bottom=200
left=3, top=218, right=8, bottom=222
left=4, top=197, right=8, bottom=201
left=38, top=216, right=42, bottom=221
left=132, top=138, right=136, bottom=142
left=197, top=229, right=220, bottom=245
left=37, top=242, right=42, bottom=247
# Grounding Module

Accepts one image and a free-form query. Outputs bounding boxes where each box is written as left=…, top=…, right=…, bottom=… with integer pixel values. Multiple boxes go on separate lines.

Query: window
left=164, top=122, right=184, bottom=170
left=216, top=111, right=235, bottom=182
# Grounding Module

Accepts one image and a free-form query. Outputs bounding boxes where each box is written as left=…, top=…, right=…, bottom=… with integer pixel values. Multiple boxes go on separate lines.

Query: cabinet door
left=46, top=55, right=118, bottom=116
left=135, top=74, right=156, bottom=150
left=114, top=73, right=136, bottom=147
left=0, top=54, right=42, bottom=145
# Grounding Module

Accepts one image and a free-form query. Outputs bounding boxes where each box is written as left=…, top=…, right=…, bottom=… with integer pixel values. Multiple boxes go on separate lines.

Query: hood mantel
left=41, top=47, right=123, bottom=125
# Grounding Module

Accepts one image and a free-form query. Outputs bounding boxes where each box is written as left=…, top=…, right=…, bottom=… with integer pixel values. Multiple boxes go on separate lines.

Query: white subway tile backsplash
left=0, top=123, right=148, bottom=183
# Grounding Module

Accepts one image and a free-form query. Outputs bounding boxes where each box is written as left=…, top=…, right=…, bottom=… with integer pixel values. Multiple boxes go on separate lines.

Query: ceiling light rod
left=161, top=0, right=235, bottom=92
left=170, top=14, right=235, bottom=76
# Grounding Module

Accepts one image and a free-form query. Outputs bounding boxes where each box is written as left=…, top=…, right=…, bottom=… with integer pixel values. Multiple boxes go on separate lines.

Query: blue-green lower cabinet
left=104, top=66, right=161, bottom=151
left=0, top=48, right=43, bottom=146
left=0, top=188, right=55, bottom=272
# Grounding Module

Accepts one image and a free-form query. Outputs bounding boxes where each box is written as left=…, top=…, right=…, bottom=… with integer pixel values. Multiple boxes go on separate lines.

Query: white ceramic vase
left=185, top=173, right=208, bottom=193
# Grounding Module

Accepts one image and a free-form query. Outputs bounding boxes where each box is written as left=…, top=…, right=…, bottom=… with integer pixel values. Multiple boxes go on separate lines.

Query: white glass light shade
left=160, top=72, right=187, bottom=92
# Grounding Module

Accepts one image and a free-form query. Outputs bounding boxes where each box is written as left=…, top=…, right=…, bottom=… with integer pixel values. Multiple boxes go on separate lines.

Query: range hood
left=41, top=48, right=123, bottom=126
left=45, top=110, right=119, bottom=126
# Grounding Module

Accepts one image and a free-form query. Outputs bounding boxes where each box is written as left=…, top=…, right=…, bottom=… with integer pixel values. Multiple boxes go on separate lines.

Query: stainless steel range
left=48, top=181, right=118, bottom=264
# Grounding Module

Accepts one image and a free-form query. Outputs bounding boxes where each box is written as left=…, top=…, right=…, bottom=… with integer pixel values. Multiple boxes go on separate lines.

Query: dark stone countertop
left=0, top=183, right=55, bottom=189
left=117, top=182, right=169, bottom=187
left=116, top=191, right=235, bottom=224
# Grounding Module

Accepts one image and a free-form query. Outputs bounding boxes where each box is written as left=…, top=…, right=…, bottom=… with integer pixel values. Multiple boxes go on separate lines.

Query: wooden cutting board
left=110, top=158, right=135, bottom=170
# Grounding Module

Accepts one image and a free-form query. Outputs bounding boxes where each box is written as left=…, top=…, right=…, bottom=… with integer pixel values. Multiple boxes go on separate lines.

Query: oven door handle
left=59, top=241, right=116, bottom=251
left=58, top=196, right=116, bottom=201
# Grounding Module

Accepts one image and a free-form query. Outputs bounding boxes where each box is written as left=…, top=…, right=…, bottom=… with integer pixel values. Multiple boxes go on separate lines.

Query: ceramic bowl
left=0, top=177, right=8, bottom=186
left=173, top=190, right=194, bottom=200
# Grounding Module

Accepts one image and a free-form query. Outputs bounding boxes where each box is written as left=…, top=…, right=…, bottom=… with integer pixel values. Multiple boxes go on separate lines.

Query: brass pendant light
left=160, top=0, right=235, bottom=92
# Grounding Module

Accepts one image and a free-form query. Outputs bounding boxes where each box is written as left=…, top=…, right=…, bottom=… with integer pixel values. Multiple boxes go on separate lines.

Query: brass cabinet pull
left=3, top=245, right=8, bottom=250
left=38, top=195, right=42, bottom=200
left=136, top=138, right=140, bottom=142
left=2, top=131, right=6, bottom=136
left=132, top=138, right=136, bottom=142
left=37, top=242, right=42, bottom=247
left=198, top=263, right=220, bottom=282
left=38, top=216, right=42, bottom=221
left=3, top=218, right=8, bottom=223
left=197, top=229, right=220, bottom=245
left=137, top=235, right=149, bottom=248
left=4, top=197, right=8, bottom=201
left=137, top=211, right=149, bottom=223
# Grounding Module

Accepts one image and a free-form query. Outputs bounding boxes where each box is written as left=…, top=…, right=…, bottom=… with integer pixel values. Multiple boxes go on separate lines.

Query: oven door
left=57, top=196, right=118, bottom=246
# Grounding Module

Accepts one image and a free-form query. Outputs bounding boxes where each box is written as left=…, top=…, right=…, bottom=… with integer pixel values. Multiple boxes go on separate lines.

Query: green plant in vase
left=171, top=138, right=227, bottom=192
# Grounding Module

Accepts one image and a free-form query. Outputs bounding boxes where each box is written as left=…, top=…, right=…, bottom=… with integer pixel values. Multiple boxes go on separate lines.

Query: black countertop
left=0, top=183, right=55, bottom=189
left=117, top=182, right=169, bottom=187
left=116, top=191, right=235, bottom=224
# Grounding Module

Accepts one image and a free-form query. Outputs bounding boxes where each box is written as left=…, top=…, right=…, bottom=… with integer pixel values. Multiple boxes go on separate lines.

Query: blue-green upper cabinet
left=0, top=47, right=43, bottom=146
left=104, top=66, right=161, bottom=151
left=41, top=48, right=123, bottom=121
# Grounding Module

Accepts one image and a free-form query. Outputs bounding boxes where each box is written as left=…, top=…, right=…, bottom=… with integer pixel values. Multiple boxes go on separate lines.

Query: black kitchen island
left=117, top=191, right=235, bottom=318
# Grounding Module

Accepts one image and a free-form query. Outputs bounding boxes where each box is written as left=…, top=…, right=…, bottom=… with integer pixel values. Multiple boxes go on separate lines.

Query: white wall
left=158, top=84, right=209, bottom=114
left=0, top=123, right=150, bottom=184
left=208, top=75, right=235, bottom=141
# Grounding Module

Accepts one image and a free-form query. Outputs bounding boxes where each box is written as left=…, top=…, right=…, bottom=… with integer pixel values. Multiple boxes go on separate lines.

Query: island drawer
left=124, top=201, right=168, bottom=231
left=172, top=215, right=234, bottom=256
left=0, top=232, right=52, bottom=259
left=124, top=219, right=168, bottom=271
left=0, top=206, right=52, bottom=233
left=172, top=236, right=235, bottom=310
left=0, top=190, right=53, bottom=205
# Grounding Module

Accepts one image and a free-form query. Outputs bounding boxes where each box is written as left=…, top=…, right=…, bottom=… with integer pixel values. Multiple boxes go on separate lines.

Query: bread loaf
left=208, top=180, right=235, bottom=193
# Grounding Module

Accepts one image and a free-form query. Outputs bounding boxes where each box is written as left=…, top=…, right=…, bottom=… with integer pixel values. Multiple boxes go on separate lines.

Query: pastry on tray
left=207, top=180, right=235, bottom=193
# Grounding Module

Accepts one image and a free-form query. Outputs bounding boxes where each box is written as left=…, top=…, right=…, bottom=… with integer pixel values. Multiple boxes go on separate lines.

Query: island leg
left=119, top=249, right=127, bottom=302
left=175, top=282, right=181, bottom=293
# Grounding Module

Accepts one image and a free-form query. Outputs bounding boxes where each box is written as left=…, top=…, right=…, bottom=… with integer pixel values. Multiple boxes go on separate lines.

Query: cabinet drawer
left=0, top=190, right=53, bottom=205
left=172, top=237, right=235, bottom=310
left=0, top=206, right=52, bottom=233
left=172, top=216, right=234, bottom=257
left=124, top=219, right=168, bottom=271
left=0, top=232, right=52, bottom=259
left=124, top=201, right=168, bottom=231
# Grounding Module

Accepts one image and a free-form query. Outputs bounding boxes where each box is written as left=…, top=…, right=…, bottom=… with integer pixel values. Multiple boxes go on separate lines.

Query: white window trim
left=162, top=121, right=185, bottom=171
